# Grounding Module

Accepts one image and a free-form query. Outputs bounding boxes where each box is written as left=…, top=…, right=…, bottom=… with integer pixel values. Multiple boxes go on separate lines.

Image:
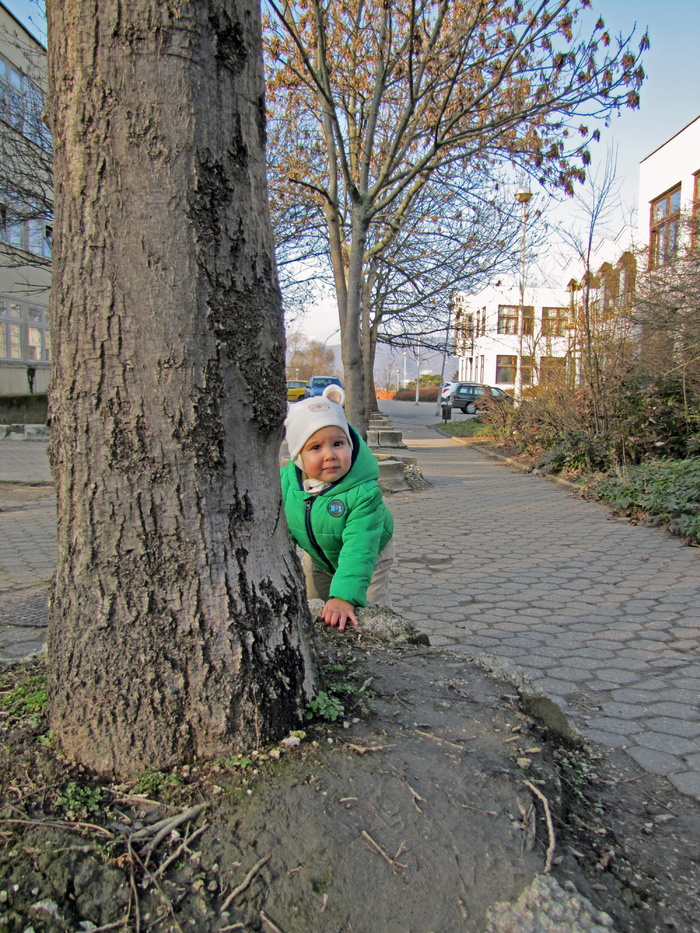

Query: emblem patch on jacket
left=327, top=499, right=345, bottom=517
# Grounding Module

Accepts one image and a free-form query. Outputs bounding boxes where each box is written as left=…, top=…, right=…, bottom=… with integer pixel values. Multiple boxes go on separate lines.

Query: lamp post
left=514, top=185, right=532, bottom=404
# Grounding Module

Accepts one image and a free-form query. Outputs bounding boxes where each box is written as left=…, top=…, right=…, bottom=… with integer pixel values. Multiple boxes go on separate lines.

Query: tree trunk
left=45, top=0, right=318, bottom=778
left=342, top=208, right=368, bottom=434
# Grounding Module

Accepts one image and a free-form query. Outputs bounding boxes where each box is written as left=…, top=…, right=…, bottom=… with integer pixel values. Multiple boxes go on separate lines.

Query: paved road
left=1, top=407, right=699, bottom=800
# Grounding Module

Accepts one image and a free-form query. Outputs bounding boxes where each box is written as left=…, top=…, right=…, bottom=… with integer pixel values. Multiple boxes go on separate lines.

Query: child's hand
left=321, top=598, right=358, bottom=632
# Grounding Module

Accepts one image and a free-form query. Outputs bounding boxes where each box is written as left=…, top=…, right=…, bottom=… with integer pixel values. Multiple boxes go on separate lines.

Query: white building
left=454, top=285, right=574, bottom=392
left=453, top=114, right=700, bottom=391
left=638, top=114, right=700, bottom=266
left=0, top=1, right=51, bottom=396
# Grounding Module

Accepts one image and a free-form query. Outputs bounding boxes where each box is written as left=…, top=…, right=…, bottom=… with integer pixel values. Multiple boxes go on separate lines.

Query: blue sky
left=6, top=0, right=699, bottom=340
left=8, top=0, right=698, bottom=211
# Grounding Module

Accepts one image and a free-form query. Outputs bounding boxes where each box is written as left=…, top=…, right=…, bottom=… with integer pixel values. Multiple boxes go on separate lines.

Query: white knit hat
left=285, top=385, right=351, bottom=467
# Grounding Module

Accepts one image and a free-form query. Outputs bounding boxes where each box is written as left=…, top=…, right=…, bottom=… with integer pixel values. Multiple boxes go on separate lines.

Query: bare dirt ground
left=1, top=625, right=699, bottom=932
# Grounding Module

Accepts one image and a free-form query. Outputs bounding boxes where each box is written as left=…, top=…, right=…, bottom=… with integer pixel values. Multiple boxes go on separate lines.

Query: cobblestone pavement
left=382, top=401, right=700, bottom=801
left=1, top=412, right=699, bottom=801
left=0, top=440, right=54, bottom=659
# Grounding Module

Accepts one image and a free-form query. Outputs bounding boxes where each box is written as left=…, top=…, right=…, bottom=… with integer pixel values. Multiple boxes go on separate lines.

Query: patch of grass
left=436, top=420, right=494, bottom=438
left=133, top=766, right=185, bottom=796
left=56, top=781, right=104, bottom=820
left=0, top=669, right=48, bottom=727
left=595, top=458, right=700, bottom=543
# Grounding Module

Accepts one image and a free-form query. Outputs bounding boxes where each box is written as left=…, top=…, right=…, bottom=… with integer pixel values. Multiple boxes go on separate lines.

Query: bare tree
left=285, top=331, right=337, bottom=381
left=46, top=0, right=317, bottom=778
left=556, top=148, right=638, bottom=434
left=263, top=0, right=648, bottom=433
left=633, top=215, right=700, bottom=403
left=0, top=11, right=52, bottom=276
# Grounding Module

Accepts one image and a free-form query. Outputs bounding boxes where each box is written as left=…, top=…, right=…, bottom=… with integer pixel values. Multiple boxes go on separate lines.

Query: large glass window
left=542, top=307, right=568, bottom=337
left=650, top=185, right=681, bottom=268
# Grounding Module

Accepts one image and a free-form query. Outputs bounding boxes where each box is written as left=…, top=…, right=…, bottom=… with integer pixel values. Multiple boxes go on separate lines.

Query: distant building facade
left=0, top=1, right=51, bottom=396
left=454, top=286, right=573, bottom=392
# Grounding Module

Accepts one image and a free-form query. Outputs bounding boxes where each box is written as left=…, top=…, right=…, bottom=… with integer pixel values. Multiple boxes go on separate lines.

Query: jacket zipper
left=305, top=498, right=335, bottom=573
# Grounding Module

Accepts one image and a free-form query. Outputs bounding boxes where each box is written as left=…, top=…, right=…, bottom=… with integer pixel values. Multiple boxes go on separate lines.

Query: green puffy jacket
left=280, top=426, right=394, bottom=606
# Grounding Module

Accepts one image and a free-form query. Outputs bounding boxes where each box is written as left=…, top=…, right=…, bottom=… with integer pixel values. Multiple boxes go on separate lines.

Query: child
left=281, top=386, right=394, bottom=632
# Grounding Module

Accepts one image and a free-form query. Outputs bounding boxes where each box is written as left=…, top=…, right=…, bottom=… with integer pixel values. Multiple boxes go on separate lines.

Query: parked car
left=307, top=375, right=343, bottom=397
left=286, top=380, right=309, bottom=402
left=446, top=382, right=512, bottom=414
left=441, top=381, right=460, bottom=400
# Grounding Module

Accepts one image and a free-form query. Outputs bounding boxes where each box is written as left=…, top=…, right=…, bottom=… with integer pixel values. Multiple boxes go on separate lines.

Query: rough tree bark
left=45, top=0, right=318, bottom=778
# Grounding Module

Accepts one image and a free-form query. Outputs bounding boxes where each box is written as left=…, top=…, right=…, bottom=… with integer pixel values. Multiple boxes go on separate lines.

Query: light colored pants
left=301, top=539, right=395, bottom=609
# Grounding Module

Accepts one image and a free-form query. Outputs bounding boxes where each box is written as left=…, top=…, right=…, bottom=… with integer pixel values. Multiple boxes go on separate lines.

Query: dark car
left=307, top=376, right=343, bottom=397
left=447, top=382, right=512, bottom=414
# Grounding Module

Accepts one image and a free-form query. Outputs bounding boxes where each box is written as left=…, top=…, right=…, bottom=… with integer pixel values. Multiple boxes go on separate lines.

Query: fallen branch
left=361, top=831, right=408, bottom=870
left=140, top=805, right=207, bottom=864
left=152, top=823, right=208, bottom=879
left=220, top=854, right=271, bottom=913
left=345, top=743, right=393, bottom=755
left=524, top=780, right=556, bottom=873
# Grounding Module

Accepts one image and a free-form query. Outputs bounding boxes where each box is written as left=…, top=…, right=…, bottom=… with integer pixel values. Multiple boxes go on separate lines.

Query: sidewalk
left=382, top=402, right=700, bottom=800
left=0, top=439, right=55, bottom=658
left=1, top=415, right=699, bottom=801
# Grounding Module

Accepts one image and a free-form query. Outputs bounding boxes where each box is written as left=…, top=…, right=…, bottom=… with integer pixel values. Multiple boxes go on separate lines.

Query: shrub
left=393, top=387, right=439, bottom=402
left=610, top=376, right=700, bottom=465
left=595, top=458, right=700, bottom=543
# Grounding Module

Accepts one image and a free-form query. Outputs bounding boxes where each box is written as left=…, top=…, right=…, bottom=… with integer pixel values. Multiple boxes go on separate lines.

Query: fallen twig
left=460, top=802, right=498, bottom=816
left=140, top=805, right=207, bottom=864
left=407, top=783, right=426, bottom=813
left=260, top=910, right=286, bottom=932
left=345, top=743, right=392, bottom=755
left=414, top=729, right=464, bottom=751
left=0, top=816, right=114, bottom=838
left=220, top=854, right=271, bottom=912
left=524, top=780, right=556, bottom=873
left=127, top=839, right=141, bottom=933
left=152, top=823, right=208, bottom=879
left=361, top=831, right=408, bottom=870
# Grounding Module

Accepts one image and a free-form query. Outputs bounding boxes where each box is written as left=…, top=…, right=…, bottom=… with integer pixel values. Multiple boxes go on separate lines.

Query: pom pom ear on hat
left=285, top=386, right=351, bottom=466
left=322, top=384, right=346, bottom=407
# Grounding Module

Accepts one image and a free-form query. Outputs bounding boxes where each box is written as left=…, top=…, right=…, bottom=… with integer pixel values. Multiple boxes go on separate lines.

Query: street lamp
left=514, top=185, right=532, bottom=404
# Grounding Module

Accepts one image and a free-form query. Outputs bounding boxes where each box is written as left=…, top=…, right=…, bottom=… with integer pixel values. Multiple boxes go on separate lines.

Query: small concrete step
left=367, top=428, right=407, bottom=449
left=377, top=458, right=409, bottom=492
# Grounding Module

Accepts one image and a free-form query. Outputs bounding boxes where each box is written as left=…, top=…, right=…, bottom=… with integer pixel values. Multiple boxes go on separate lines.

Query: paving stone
left=584, top=717, right=642, bottom=736
left=634, top=731, right=700, bottom=756
left=668, top=771, right=700, bottom=797
left=625, top=745, right=683, bottom=776
left=585, top=729, right=631, bottom=749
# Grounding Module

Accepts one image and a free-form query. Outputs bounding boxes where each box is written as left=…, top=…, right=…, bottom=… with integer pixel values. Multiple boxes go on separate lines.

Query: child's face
left=300, top=426, right=352, bottom=483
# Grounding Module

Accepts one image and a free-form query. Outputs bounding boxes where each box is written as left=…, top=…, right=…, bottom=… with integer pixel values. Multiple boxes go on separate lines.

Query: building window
left=650, top=185, right=681, bottom=268
left=541, top=307, right=568, bottom=337
left=497, top=306, right=517, bottom=334
left=498, top=305, right=534, bottom=335
left=0, top=296, right=50, bottom=362
left=540, top=356, right=566, bottom=383
left=496, top=355, right=515, bottom=383
left=496, top=355, right=532, bottom=384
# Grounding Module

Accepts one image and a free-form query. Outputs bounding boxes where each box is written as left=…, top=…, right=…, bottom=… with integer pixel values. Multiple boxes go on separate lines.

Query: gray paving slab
left=1, top=408, right=700, bottom=802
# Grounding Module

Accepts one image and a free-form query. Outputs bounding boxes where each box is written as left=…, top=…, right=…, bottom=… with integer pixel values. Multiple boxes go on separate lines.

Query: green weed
left=306, top=691, right=345, bottom=722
